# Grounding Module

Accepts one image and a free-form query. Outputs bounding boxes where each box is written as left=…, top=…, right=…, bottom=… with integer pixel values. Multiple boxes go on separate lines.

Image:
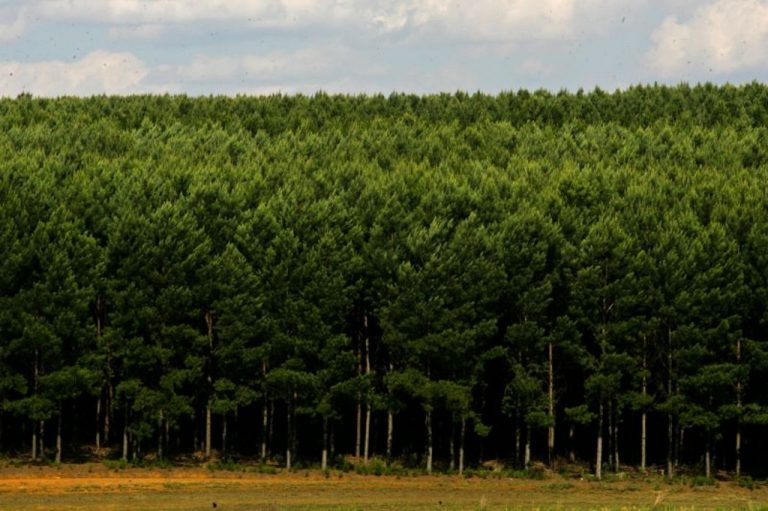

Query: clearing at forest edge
left=0, top=464, right=765, bottom=510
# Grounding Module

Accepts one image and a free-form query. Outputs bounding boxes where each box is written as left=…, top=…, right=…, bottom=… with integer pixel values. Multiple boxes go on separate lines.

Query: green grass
left=1, top=465, right=767, bottom=510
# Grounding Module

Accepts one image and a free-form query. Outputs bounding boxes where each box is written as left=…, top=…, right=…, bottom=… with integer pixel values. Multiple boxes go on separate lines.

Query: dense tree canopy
left=2, top=84, right=768, bottom=478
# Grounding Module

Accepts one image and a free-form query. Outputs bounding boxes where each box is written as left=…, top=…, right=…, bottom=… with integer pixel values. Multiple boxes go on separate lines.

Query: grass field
left=0, top=464, right=765, bottom=510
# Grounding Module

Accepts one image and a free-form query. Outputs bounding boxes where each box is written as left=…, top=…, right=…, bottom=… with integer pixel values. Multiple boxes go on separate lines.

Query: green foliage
left=1, top=86, right=768, bottom=478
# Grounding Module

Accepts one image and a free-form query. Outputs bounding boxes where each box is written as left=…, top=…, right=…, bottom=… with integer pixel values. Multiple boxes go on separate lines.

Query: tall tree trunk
left=105, top=382, right=113, bottom=446
left=524, top=426, right=531, bottom=468
left=364, top=402, right=371, bottom=462
left=205, top=403, right=212, bottom=460
left=55, top=404, right=62, bottom=463
left=95, top=295, right=104, bottom=450
left=321, top=417, right=328, bottom=470
left=355, top=338, right=362, bottom=460
left=261, top=397, right=269, bottom=462
left=667, top=326, right=674, bottom=478
left=158, top=410, right=164, bottom=460
left=32, top=423, right=37, bottom=461
left=613, top=407, right=620, bottom=472
left=641, top=335, right=647, bottom=472
left=425, top=408, right=433, bottom=474
left=449, top=417, right=455, bottom=471
left=286, top=401, right=292, bottom=470
left=205, top=310, right=214, bottom=460
left=736, top=337, right=742, bottom=477
left=547, top=341, right=555, bottom=466
left=607, top=401, right=613, bottom=472
left=459, top=417, right=466, bottom=476
left=595, top=401, right=603, bottom=480
left=261, top=359, right=269, bottom=462
left=705, top=433, right=711, bottom=478
left=268, top=399, right=275, bottom=454
left=515, top=416, right=521, bottom=467
left=122, top=407, right=129, bottom=462
left=32, top=347, right=39, bottom=461
left=329, top=421, right=335, bottom=462
left=96, top=397, right=102, bottom=451
left=221, top=414, right=227, bottom=462
left=363, top=314, right=371, bottom=462
left=386, top=409, right=394, bottom=462
left=568, top=424, right=575, bottom=463
left=39, top=420, right=45, bottom=460
left=164, top=419, right=170, bottom=459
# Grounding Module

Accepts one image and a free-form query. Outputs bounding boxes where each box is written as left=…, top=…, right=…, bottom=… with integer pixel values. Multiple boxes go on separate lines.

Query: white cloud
left=646, top=0, right=768, bottom=76
left=16, top=0, right=640, bottom=42
left=0, top=7, right=26, bottom=43
left=173, top=46, right=377, bottom=83
left=0, top=51, right=149, bottom=97
left=371, top=0, right=642, bottom=41
left=34, top=0, right=355, bottom=28
left=108, top=23, right=166, bottom=40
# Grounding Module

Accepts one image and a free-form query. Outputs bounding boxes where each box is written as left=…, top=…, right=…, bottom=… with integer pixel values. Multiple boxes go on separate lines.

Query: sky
left=0, top=0, right=767, bottom=97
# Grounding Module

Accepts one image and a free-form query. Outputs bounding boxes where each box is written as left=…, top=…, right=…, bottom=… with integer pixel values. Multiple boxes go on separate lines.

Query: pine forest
left=4, top=84, right=768, bottom=480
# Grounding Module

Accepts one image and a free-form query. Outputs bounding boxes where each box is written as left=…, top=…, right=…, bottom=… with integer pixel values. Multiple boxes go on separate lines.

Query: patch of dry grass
left=0, top=464, right=764, bottom=510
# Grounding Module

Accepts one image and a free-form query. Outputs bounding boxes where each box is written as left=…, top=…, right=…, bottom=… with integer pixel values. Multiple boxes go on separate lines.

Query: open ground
left=0, top=464, right=765, bottom=510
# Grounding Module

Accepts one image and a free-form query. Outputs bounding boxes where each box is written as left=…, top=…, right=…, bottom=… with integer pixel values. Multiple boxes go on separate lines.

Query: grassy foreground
left=0, top=464, right=766, bottom=510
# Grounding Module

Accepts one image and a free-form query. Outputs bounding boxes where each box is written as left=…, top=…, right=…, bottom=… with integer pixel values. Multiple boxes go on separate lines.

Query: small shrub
left=103, top=459, right=129, bottom=471
left=207, top=461, right=246, bottom=472
left=736, top=476, right=755, bottom=490
left=689, top=476, right=717, bottom=487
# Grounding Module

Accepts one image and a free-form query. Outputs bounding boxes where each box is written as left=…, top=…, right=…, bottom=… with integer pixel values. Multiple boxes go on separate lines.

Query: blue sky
left=0, top=0, right=767, bottom=96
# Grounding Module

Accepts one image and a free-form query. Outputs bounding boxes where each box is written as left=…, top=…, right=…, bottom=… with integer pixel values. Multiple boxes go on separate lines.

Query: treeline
left=2, top=85, right=768, bottom=479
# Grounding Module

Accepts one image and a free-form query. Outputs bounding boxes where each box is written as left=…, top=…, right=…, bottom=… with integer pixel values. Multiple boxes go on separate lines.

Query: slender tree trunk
left=641, top=335, right=647, bottom=472
left=55, top=404, right=62, bottom=463
left=261, top=398, right=268, bottom=462
left=32, top=424, right=37, bottom=461
left=667, top=326, right=674, bottom=478
left=613, top=409, right=620, bottom=472
left=321, top=417, right=328, bottom=470
left=705, top=434, right=711, bottom=478
left=355, top=367, right=362, bottom=459
left=515, top=416, right=521, bottom=467
left=596, top=401, right=603, bottom=480
left=221, top=414, right=227, bottom=462
left=32, top=348, right=39, bottom=461
left=329, top=422, right=335, bottom=462
left=363, top=315, right=371, bottom=462
left=459, top=417, right=466, bottom=476
left=364, top=402, right=371, bottom=462
left=736, top=338, right=742, bottom=477
left=547, top=341, right=555, bottom=466
left=524, top=426, right=531, bottom=468
left=261, top=359, right=269, bottom=462
left=164, top=419, right=170, bottom=459
left=95, top=295, right=104, bottom=450
left=676, top=419, right=683, bottom=470
left=569, top=424, right=575, bottom=463
left=205, top=310, right=214, bottom=460
left=607, top=402, right=614, bottom=472
left=386, top=409, right=394, bottom=462
left=425, top=408, right=433, bottom=474
left=96, top=396, right=102, bottom=451
left=449, top=417, right=455, bottom=471
left=39, top=420, right=45, bottom=460
left=268, top=399, right=274, bottom=454
left=105, top=382, right=113, bottom=446
left=122, top=415, right=129, bottom=462
left=158, top=410, right=164, bottom=460
left=286, top=396, right=294, bottom=470
left=205, top=403, right=212, bottom=459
